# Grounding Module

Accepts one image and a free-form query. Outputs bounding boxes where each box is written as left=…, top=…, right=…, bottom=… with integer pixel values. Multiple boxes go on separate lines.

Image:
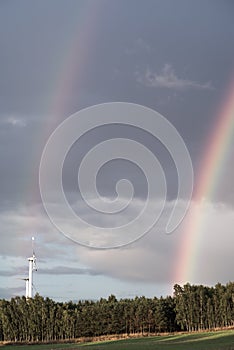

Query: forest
left=0, top=282, right=233, bottom=342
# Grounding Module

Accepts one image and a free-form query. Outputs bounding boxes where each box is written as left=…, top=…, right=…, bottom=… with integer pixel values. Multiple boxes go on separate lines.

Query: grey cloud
left=38, top=266, right=101, bottom=276
left=0, top=267, right=26, bottom=277
left=1, top=199, right=234, bottom=299
left=1, top=198, right=234, bottom=285
left=76, top=200, right=234, bottom=285
left=0, top=287, right=24, bottom=299
left=0, top=205, right=78, bottom=261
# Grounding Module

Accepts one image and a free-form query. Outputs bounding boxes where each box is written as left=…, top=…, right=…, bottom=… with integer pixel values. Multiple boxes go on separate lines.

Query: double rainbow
left=36, top=2, right=234, bottom=285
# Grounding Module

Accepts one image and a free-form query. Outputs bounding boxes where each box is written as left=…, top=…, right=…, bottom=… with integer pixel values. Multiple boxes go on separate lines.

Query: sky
left=0, top=0, right=234, bottom=301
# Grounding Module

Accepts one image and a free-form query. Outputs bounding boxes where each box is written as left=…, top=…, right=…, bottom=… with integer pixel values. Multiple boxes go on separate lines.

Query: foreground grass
left=80, top=331, right=233, bottom=349
left=2, top=331, right=234, bottom=350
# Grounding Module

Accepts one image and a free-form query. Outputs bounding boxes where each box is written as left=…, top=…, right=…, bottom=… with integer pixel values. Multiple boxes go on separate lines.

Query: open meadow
left=2, top=331, right=234, bottom=350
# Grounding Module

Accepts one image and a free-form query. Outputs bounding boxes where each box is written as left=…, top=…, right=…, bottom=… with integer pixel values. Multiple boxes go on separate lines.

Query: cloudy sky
left=0, top=0, right=234, bottom=301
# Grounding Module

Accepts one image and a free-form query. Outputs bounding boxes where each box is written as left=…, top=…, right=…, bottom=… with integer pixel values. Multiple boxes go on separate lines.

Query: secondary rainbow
left=175, top=78, right=234, bottom=284
left=26, top=2, right=102, bottom=211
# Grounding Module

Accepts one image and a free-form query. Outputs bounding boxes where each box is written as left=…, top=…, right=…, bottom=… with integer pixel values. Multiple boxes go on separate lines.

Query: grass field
left=2, top=331, right=234, bottom=350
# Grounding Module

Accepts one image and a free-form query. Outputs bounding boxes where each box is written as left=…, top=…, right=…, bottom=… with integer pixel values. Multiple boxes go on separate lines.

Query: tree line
left=0, top=282, right=233, bottom=342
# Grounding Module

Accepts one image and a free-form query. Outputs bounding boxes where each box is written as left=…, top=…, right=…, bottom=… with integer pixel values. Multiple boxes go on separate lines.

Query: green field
left=2, top=331, right=234, bottom=350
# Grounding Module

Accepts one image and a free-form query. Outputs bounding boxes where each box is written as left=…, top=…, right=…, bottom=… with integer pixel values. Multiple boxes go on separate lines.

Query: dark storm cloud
left=0, top=0, right=234, bottom=207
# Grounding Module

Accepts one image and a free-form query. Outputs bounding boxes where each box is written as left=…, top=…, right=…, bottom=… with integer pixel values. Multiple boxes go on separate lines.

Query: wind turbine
left=25, top=236, right=37, bottom=298
left=18, top=277, right=29, bottom=298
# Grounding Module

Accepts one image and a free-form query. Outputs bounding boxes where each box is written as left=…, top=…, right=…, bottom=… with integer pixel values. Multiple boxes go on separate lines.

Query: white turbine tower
left=26, top=236, right=37, bottom=298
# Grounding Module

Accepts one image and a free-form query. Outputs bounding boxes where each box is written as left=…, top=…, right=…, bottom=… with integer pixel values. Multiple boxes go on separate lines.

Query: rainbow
left=48, top=1, right=102, bottom=122
left=26, top=2, right=102, bottom=212
left=175, top=78, right=234, bottom=284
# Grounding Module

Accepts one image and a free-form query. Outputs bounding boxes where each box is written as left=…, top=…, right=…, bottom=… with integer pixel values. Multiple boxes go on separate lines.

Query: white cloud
left=136, top=64, right=214, bottom=90
left=2, top=116, right=27, bottom=127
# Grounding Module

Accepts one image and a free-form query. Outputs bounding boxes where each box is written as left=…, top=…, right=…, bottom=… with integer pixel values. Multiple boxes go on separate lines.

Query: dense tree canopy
left=0, top=282, right=233, bottom=342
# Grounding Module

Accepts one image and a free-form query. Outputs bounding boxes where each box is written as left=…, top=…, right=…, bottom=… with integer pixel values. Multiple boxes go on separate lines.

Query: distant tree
left=0, top=281, right=233, bottom=342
